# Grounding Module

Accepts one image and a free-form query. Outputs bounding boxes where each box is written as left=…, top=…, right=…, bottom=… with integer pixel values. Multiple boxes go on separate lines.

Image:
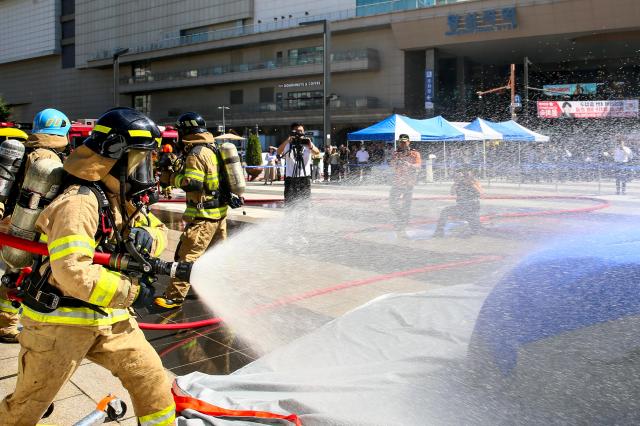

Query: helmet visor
left=127, top=150, right=155, bottom=196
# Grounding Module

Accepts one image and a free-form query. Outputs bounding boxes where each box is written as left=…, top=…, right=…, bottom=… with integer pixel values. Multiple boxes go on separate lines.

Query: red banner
left=537, top=100, right=639, bottom=119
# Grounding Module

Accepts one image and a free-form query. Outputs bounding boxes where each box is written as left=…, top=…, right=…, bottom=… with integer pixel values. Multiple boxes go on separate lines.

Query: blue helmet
left=32, top=108, right=71, bottom=136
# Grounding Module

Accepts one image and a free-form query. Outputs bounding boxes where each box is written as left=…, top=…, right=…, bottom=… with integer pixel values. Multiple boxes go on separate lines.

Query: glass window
left=286, top=90, right=323, bottom=110
left=134, top=95, right=151, bottom=116
left=287, top=46, right=323, bottom=65
left=133, top=62, right=150, bottom=81
left=230, top=89, right=244, bottom=105
left=61, top=44, right=75, bottom=69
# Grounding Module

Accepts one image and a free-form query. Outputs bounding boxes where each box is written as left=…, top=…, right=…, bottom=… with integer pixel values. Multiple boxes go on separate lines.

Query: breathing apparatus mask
left=109, top=148, right=158, bottom=207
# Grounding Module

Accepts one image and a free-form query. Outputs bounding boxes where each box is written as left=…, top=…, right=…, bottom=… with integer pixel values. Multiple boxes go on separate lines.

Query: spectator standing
left=433, top=168, right=483, bottom=238
left=389, top=134, right=421, bottom=237
left=614, top=138, right=634, bottom=195
left=264, top=146, right=278, bottom=185
left=330, top=146, right=341, bottom=182
left=355, top=144, right=370, bottom=181
left=323, top=145, right=332, bottom=182
left=311, top=151, right=322, bottom=183
left=339, top=145, right=350, bottom=181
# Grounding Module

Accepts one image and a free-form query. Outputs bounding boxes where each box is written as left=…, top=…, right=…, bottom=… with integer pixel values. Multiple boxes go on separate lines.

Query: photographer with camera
left=277, top=122, right=320, bottom=206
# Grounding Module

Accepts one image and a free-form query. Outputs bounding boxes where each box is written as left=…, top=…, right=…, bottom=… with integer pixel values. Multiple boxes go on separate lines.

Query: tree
left=245, top=132, right=263, bottom=181
left=0, top=97, right=11, bottom=122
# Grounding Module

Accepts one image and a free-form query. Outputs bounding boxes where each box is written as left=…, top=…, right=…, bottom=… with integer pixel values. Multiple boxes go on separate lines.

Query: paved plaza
left=1, top=178, right=637, bottom=424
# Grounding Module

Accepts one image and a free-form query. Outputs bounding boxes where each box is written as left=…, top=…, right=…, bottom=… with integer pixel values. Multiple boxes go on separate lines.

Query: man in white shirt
left=613, top=139, right=633, bottom=195
left=277, top=122, right=320, bottom=206
left=356, top=144, right=369, bottom=180
left=355, top=145, right=370, bottom=181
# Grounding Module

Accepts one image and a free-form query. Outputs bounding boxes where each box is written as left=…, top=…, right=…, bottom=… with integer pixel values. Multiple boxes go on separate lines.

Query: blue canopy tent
left=416, top=116, right=487, bottom=177
left=466, top=118, right=550, bottom=177
left=347, top=114, right=423, bottom=148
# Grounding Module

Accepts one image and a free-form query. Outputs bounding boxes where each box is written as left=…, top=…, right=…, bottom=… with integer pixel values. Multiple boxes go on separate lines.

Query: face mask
left=127, top=150, right=156, bottom=199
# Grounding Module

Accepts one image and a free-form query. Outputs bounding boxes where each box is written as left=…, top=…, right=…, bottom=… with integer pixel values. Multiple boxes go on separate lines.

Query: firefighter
left=389, top=134, right=421, bottom=238
left=158, top=143, right=178, bottom=199
left=0, top=108, right=71, bottom=343
left=0, top=107, right=175, bottom=426
left=154, top=112, right=242, bottom=310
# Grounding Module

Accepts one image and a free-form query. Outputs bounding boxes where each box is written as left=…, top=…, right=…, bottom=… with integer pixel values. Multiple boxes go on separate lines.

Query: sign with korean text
left=446, top=7, right=517, bottom=36
left=543, top=83, right=598, bottom=96
left=424, top=69, right=434, bottom=109
left=537, top=100, right=639, bottom=119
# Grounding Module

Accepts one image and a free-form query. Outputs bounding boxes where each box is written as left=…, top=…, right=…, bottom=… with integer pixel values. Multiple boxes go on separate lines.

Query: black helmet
left=176, top=112, right=207, bottom=137
left=85, top=107, right=160, bottom=160
left=84, top=108, right=160, bottom=203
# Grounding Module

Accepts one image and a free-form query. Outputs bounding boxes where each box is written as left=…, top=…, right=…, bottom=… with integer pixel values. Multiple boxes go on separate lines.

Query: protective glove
left=132, top=275, right=156, bottom=309
left=128, top=227, right=153, bottom=255
left=228, top=194, right=244, bottom=209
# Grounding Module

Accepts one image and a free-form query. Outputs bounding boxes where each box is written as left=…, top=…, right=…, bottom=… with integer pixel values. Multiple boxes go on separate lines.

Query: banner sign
left=446, top=7, right=517, bottom=36
left=543, top=83, right=598, bottom=96
left=537, top=100, right=639, bottom=119
left=424, top=69, right=434, bottom=109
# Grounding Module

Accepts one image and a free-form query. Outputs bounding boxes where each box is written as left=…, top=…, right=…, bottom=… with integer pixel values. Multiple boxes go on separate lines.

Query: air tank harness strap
left=17, top=189, right=56, bottom=210
left=20, top=259, right=108, bottom=315
left=62, top=176, right=114, bottom=238
left=187, top=192, right=221, bottom=210
left=206, top=143, right=232, bottom=203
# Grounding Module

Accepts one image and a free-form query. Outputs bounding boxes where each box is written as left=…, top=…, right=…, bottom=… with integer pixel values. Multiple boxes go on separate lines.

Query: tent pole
left=518, top=143, right=522, bottom=188
left=482, top=140, right=487, bottom=180
left=443, top=142, right=447, bottom=179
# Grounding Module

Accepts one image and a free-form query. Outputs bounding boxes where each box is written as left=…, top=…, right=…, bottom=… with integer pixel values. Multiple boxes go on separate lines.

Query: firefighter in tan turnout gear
left=0, top=108, right=70, bottom=343
left=0, top=108, right=176, bottom=426
left=154, top=112, right=244, bottom=310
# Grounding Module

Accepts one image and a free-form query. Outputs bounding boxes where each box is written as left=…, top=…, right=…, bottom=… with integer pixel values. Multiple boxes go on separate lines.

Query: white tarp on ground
left=175, top=286, right=490, bottom=426
left=175, top=228, right=640, bottom=425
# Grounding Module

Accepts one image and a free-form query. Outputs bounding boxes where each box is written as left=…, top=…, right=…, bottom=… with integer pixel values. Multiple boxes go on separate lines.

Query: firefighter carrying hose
left=0, top=108, right=70, bottom=343
left=0, top=108, right=175, bottom=426
left=154, top=112, right=244, bottom=310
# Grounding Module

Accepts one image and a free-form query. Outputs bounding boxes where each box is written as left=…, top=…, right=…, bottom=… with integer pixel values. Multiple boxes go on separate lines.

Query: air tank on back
left=0, top=139, right=25, bottom=203
left=2, top=158, right=64, bottom=269
left=219, top=142, right=246, bottom=196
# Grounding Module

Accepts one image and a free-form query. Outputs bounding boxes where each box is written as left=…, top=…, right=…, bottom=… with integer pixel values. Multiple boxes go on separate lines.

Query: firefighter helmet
left=32, top=108, right=71, bottom=137
left=176, top=112, right=207, bottom=137
left=84, top=107, right=160, bottom=160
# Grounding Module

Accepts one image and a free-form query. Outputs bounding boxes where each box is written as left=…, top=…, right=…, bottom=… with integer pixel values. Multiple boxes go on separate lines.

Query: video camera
left=290, top=130, right=313, bottom=152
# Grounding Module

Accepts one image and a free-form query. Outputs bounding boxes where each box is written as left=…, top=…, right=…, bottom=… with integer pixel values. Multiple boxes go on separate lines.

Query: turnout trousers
left=389, top=184, right=414, bottom=231
left=0, top=318, right=175, bottom=426
left=164, top=218, right=227, bottom=300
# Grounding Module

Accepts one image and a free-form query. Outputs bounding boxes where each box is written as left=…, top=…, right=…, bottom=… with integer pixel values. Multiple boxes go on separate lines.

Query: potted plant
left=245, top=132, right=263, bottom=181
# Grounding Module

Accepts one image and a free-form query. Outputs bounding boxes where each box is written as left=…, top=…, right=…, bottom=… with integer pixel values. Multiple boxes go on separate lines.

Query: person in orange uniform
left=389, top=134, right=421, bottom=238
left=0, top=107, right=175, bottom=426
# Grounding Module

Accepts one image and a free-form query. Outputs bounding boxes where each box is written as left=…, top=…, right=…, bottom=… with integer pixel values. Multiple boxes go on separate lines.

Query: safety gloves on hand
left=229, top=194, right=244, bottom=209
left=128, top=227, right=153, bottom=255
left=132, top=274, right=156, bottom=309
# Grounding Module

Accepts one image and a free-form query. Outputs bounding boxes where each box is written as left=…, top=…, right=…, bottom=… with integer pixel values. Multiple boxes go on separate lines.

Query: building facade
left=1, top=0, right=639, bottom=146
